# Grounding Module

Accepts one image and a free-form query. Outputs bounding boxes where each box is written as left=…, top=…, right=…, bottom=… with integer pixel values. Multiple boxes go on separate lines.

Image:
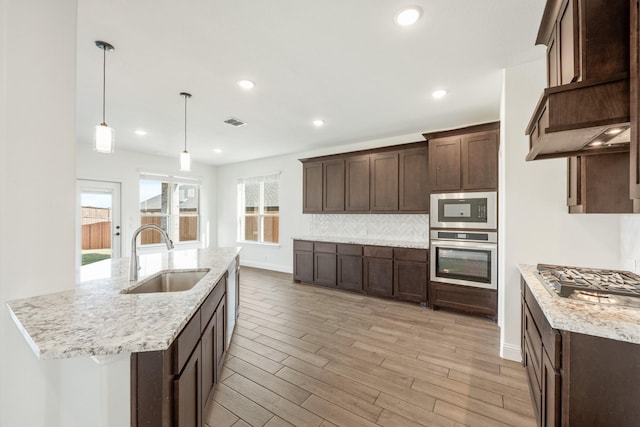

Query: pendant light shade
left=95, top=41, right=115, bottom=153
left=179, top=92, right=192, bottom=172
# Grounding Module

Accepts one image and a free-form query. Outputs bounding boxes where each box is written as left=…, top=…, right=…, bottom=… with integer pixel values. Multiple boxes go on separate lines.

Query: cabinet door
left=399, top=146, right=429, bottom=212
left=215, top=299, right=226, bottom=379
left=314, top=252, right=337, bottom=287
left=345, top=155, right=370, bottom=211
left=201, top=312, right=217, bottom=406
left=394, top=259, right=427, bottom=303
left=370, top=152, right=399, bottom=211
left=429, top=137, right=461, bottom=191
left=461, top=130, right=498, bottom=191
left=303, top=162, right=323, bottom=213
left=541, top=350, right=561, bottom=427
left=174, top=341, right=202, bottom=427
left=364, top=257, right=393, bottom=297
left=558, top=0, right=579, bottom=85
left=235, top=262, right=240, bottom=321
left=293, top=241, right=314, bottom=283
left=547, top=27, right=558, bottom=87
left=337, top=255, right=363, bottom=292
left=323, top=159, right=345, bottom=212
left=630, top=0, right=640, bottom=209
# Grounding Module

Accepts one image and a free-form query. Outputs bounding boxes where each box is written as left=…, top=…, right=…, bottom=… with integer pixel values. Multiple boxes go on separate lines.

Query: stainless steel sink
left=123, top=269, right=210, bottom=294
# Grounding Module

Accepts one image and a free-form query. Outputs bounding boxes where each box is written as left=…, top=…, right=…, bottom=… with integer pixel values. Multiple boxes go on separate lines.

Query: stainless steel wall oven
left=430, top=230, right=497, bottom=290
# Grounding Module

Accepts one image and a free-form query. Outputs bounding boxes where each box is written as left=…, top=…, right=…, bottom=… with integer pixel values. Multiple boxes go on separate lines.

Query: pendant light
left=94, top=41, right=115, bottom=153
left=180, top=92, right=192, bottom=171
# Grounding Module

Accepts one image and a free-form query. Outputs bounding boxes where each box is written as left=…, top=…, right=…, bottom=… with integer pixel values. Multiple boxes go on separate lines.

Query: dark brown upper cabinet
left=399, top=146, right=429, bottom=211
left=323, top=159, right=345, bottom=212
left=631, top=0, right=640, bottom=211
left=370, top=152, right=399, bottom=211
left=300, top=141, right=429, bottom=214
left=567, top=153, right=633, bottom=213
left=345, top=155, right=370, bottom=212
left=526, top=0, right=631, bottom=161
left=303, top=162, right=323, bottom=213
left=425, top=122, right=499, bottom=193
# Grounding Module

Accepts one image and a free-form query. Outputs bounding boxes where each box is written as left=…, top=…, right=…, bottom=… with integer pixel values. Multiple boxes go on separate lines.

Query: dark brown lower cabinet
left=294, top=240, right=427, bottom=304
left=235, top=257, right=240, bottom=321
left=429, top=281, right=497, bottom=317
left=131, top=276, right=227, bottom=427
left=174, top=341, right=202, bottom=427
left=337, top=244, right=363, bottom=292
left=521, top=276, right=640, bottom=426
left=293, top=240, right=313, bottom=283
left=393, top=248, right=427, bottom=302
left=363, top=246, right=393, bottom=297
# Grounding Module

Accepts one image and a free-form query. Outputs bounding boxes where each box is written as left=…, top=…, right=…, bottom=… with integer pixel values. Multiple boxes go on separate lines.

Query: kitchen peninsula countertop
left=6, top=247, right=241, bottom=360
left=293, top=235, right=429, bottom=250
left=518, top=264, right=640, bottom=344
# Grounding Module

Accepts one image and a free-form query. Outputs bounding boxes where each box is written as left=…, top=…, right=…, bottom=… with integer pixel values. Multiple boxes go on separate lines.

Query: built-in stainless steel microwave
left=430, top=192, right=497, bottom=230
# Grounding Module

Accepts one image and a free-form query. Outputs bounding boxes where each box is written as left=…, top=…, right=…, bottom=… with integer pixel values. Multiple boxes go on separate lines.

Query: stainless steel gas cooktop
left=536, top=264, right=640, bottom=308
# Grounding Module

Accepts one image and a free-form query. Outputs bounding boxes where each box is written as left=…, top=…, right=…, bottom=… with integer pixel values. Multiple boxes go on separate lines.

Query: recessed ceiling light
left=432, top=89, right=447, bottom=99
left=590, top=141, right=604, bottom=146
left=395, top=7, right=422, bottom=27
left=606, top=128, right=624, bottom=135
left=135, top=129, right=147, bottom=136
left=313, top=119, right=325, bottom=127
left=213, top=148, right=222, bottom=154
left=237, top=80, right=255, bottom=90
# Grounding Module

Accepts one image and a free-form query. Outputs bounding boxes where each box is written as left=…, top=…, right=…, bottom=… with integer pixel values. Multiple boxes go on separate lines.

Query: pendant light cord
left=102, top=46, right=106, bottom=125
left=184, top=94, right=188, bottom=152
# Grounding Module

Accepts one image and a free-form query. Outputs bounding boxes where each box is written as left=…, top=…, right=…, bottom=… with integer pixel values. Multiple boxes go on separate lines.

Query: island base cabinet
left=174, top=341, right=202, bottom=427
left=131, top=277, right=227, bottom=427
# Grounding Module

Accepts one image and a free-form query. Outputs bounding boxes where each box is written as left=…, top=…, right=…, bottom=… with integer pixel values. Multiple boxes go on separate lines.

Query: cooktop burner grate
left=536, top=264, right=640, bottom=308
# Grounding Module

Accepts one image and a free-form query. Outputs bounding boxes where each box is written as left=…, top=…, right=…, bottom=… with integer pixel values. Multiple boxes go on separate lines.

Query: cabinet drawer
left=394, top=248, right=427, bottom=262
left=200, top=276, right=226, bottom=332
left=314, top=242, right=337, bottom=253
left=524, top=304, right=542, bottom=390
left=364, top=246, right=393, bottom=258
left=338, top=243, right=362, bottom=256
left=294, top=240, right=313, bottom=251
left=174, top=309, right=201, bottom=374
left=525, top=285, right=561, bottom=369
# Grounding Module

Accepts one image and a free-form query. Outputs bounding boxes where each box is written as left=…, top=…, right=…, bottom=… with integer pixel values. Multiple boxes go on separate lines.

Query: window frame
left=139, top=173, right=201, bottom=246
left=237, top=174, right=280, bottom=246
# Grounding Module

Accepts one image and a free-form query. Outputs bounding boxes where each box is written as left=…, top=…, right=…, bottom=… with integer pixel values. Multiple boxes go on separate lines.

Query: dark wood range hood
left=525, top=0, right=631, bottom=161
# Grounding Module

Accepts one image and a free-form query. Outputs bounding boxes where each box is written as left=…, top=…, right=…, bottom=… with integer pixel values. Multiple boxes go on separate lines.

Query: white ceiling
left=76, top=0, right=546, bottom=166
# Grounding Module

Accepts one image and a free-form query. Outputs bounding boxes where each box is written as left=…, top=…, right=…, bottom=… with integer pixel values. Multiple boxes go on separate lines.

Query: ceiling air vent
left=224, top=117, right=247, bottom=127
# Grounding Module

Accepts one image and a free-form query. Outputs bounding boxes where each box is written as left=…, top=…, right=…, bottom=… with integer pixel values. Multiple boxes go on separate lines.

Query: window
left=238, top=173, right=280, bottom=244
left=140, top=174, right=200, bottom=245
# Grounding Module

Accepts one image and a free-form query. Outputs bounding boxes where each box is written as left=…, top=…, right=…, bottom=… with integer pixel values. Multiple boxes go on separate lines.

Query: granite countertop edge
left=293, top=235, right=429, bottom=250
left=6, top=247, right=241, bottom=360
left=518, top=264, right=640, bottom=345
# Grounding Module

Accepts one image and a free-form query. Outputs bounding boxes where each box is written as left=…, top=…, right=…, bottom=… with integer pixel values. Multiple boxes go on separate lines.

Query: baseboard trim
left=240, top=260, right=292, bottom=274
left=500, top=342, right=522, bottom=362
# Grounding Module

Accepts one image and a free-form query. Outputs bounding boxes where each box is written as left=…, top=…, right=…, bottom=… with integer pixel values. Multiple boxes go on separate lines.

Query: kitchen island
left=6, top=247, right=240, bottom=427
left=518, top=264, right=640, bottom=427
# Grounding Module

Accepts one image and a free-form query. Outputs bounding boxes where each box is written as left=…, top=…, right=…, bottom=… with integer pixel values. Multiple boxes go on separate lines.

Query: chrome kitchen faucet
left=129, top=224, right=174, bottom=281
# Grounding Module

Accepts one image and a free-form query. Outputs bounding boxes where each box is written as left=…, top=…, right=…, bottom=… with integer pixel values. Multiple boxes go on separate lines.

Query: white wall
left=0, top=0, right=82, bottom=424
left=216, top=133, right=428, bottom=272
left=77, top=144, right=218, bottom=262
left=499, top=58, right=623, bottom=360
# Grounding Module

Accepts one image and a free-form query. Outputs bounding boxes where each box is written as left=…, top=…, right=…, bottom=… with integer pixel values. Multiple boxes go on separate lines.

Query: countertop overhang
left=519, top=264, right=640, bottom=344
left=293, top=235, right=429, bottom=250
left=6, top=247, right=241, bottom=360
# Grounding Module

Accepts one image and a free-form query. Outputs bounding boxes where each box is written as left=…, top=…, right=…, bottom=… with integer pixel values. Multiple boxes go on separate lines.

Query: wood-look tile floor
left=206, top=267, right=536, bottom=427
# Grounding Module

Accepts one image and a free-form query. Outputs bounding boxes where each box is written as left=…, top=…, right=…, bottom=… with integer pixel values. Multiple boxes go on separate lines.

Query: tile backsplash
left=311, top=214, right=429, bottom=242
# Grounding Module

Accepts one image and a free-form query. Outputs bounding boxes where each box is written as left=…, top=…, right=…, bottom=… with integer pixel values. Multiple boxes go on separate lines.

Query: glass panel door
left=77, top=180, right=121, bottom=266
left=435, top=246, right=492, bottom=284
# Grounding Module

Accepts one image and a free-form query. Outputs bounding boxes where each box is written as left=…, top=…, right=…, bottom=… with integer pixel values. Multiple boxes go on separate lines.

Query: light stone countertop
left=293, top=235, right=429, bottom=250
left=518, top=264, right=640, bottom=344
left=6, top=247, right=241, bottom=360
